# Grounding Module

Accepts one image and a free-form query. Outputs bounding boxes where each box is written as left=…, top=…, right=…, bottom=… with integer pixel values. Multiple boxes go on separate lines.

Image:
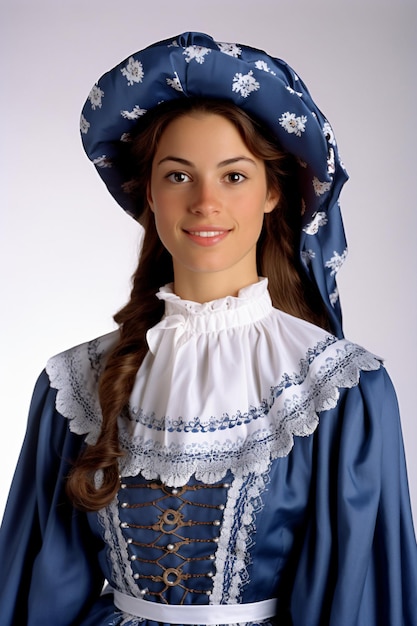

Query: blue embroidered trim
left=128, top=335, right=338, bottom=433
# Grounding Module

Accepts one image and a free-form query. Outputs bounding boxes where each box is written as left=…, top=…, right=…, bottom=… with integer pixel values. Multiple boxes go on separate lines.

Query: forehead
left=154, top=112, right=255, bottom=159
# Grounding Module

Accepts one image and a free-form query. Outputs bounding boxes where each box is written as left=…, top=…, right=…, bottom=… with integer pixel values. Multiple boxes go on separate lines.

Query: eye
left=226, top=172, right=246, bottom=183
left=167, top=172, right=191, bottom=183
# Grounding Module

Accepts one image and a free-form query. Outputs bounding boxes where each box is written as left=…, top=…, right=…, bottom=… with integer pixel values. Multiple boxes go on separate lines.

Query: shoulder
left=247, top=308, right=387, bottom=449
left=46, top=330, right=120, bottom=382
left=270, top=306, right=383, bottom=379
left=44, top=330, right=120, bottom=444
left=269, top=309, right=396, bottom=438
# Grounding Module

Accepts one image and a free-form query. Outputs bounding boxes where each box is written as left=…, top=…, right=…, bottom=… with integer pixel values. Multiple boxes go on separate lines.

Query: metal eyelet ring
left=161, top=509, right=182, bottom=527
left=163, top=568, right=182, bottom=586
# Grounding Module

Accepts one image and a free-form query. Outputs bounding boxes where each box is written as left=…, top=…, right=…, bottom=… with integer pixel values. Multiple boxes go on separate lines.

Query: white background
left=1, top=0, right=416, bottom=525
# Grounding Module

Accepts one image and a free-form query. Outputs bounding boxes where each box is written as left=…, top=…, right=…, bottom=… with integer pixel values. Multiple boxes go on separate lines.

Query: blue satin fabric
left=0, top=367, right=416, bottom=625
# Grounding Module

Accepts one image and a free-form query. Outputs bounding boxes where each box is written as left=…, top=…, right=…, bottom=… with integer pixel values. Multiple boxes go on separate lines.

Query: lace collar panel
left=46, top=280, right=382, bottom=486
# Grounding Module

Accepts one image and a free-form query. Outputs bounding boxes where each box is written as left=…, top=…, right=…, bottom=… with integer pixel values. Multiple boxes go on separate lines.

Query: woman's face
left=147, top=112, right=277, bottom=296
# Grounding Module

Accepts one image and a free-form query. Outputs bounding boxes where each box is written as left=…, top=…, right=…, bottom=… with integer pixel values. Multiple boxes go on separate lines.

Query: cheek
left=152, top=209, right=177, bottom=252
left=147, top=177, right=167, bottom=213
left=240, top=196, right=270, bottom=227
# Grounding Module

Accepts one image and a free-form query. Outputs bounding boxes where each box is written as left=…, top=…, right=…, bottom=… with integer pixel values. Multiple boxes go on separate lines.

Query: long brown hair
left=66, top=98, right=329, bottom=510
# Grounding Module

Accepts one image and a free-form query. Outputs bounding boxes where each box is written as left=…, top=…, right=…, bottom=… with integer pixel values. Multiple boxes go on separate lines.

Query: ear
left=146, top=183, right=155, bottom=213
left=264, top=189, right=279, bottom=214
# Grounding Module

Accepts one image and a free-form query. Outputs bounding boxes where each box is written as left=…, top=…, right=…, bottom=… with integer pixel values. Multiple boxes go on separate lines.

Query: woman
left=0, top=32, right=416, bottom=626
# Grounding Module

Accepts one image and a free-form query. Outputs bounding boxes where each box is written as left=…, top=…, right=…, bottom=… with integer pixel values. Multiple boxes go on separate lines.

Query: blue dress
left=1, top=280, right=416, bottom=625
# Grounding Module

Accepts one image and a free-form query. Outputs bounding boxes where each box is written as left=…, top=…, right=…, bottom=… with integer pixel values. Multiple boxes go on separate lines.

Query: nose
left=189, top=179, right=221, bottom=216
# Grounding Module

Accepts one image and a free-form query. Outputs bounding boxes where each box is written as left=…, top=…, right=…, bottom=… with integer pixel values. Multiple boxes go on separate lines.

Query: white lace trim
left=211, top=475, right=243, bottom=604
left=117, top=341, right=381, bottom=486
left=46, top=331, right=119, bottom=444
left=98, top=496, right=139, bottom=597
left=211, top=471, right=270, bottom=605
left=46, top=334, right=381, bottom=487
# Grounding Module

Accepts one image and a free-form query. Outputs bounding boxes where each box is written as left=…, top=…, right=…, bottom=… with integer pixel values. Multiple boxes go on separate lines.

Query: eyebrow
left=156, top=155, right=257, bottom=168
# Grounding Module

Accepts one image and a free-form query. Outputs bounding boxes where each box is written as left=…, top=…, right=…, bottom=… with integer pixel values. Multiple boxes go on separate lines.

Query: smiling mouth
left=183, top=228, right=231, bottom=246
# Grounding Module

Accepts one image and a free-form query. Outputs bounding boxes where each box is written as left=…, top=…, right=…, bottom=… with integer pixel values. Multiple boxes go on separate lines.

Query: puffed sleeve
left=0, top=370, right=105, bottom=626
left=290, top=367, right=417, bottom=625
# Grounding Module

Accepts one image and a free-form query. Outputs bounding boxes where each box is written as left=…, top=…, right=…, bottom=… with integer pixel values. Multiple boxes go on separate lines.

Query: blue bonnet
left=80, top=32, right=349, bottom=337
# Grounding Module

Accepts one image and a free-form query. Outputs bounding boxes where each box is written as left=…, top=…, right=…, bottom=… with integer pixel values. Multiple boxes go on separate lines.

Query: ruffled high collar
left=158, top=277, right=271, bottom=320
left=146, top=278, right=272, bottom=355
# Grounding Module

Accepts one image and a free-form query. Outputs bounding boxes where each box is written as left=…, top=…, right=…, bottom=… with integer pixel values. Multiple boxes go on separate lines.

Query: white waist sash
left=113, top=589, right=277, bottom=624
